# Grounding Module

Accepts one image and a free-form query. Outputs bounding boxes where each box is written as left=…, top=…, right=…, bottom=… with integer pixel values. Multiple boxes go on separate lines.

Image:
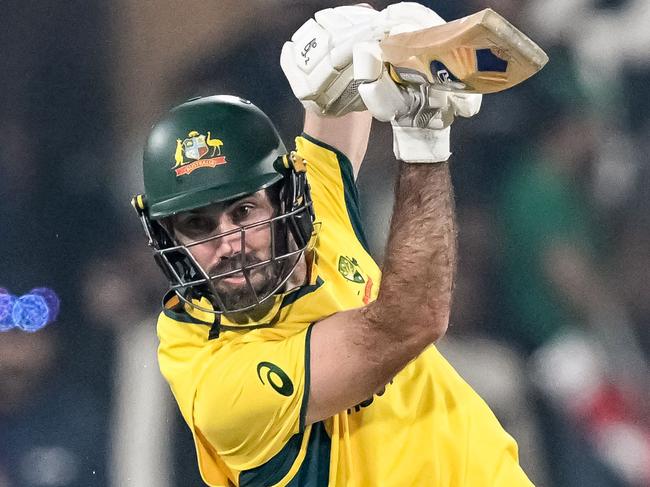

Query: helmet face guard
left=143, top=190, right=313, bottom=315
left=134, top=95, right=314, bottom=318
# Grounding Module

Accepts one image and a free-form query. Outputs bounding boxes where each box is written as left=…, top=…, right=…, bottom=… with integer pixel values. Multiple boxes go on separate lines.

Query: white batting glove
left=355, top=5, right=483, bottom=163
left=281, top=4, right=383, bottom=116
left=280, top=2, right=457, bottom=117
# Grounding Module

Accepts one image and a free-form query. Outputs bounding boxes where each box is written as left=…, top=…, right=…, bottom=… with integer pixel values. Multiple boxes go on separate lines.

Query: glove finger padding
left=280, top=4, right=380, bottom=116
left=280, top=2, right=448, bottom=117
left=449, top=92, right=482, bottom=118
left=354, top=41, right=412, bottom=122
left=377, top=2, right=446, bottom=33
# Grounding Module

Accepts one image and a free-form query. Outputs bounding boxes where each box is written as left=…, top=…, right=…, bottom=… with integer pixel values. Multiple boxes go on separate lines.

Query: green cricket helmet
left=132, top=95, right=314, bottom=318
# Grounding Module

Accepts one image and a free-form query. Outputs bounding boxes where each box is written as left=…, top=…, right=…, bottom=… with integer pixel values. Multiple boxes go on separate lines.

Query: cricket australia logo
left=172, top=130, right=227, bottom=177
left=338, top=255, right=374, bottom=305
left=338, top=255, right=365, bottom=283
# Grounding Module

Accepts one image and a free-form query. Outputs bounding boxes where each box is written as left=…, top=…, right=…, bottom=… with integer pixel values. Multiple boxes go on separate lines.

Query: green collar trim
left=161, top=276, right=324, bottom=330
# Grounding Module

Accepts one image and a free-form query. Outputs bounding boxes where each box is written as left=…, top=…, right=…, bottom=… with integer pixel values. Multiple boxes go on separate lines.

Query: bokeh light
left=12, top=294, right=50, bottom=332
left=0, top=292, right=16, bottom=331
left=0, top=287, right=60, bottom=332
left=30, top=287, right=61, bottom=323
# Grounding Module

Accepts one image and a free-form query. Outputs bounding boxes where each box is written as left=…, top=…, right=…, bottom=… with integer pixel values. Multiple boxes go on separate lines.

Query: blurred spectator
left=525, top=0, right=650, bottom=101
left=435, top=207, right=550, bottom=486
left=81, top=238, right=204, bottom=487
left=497, top=98, right=650, bottom=486
left=0, top=328, right=108, bottom=487
left=2, top=3, right=119, bottom=485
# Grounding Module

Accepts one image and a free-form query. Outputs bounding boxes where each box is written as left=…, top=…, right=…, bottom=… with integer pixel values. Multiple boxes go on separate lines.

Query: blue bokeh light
left=0, top=287, right=60, bottom=332
left=0, top=292, right=16, bottom=331
left=30, top=287, right=61, bottom=322
left=12, top=294, right=50, bottom=332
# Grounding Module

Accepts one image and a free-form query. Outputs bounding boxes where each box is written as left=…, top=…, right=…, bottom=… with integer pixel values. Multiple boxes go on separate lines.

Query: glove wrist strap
left=392, top=125, right=451, bottom=163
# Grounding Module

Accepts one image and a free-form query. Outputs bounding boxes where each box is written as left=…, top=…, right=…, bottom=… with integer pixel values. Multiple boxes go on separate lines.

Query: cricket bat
left=380, top=9, right=549, bottom=94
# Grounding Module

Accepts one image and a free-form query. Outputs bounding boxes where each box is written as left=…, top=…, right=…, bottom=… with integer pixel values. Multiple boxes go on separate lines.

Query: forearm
left=303, top=110, right=372, bottom=177
left=307, top=161, right=458, bottom=423
left=364, top=162, right=456, bottom=347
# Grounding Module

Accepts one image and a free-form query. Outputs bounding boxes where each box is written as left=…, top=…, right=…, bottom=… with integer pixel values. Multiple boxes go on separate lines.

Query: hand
left=280, top=3, right=445, bottom=117
left=354, top=5, right=482, bottom=163
left=281, top=4, right=381, bottom=116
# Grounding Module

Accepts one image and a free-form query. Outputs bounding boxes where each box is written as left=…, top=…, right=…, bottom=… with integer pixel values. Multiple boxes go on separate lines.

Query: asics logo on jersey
left=257, top=361, right=294, bottom=397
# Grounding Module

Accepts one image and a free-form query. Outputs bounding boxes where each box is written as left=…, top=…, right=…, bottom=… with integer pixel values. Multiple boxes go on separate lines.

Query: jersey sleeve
left=294, top=134, right=370, bottom=254
left=191, top=326, right=312, bottom=477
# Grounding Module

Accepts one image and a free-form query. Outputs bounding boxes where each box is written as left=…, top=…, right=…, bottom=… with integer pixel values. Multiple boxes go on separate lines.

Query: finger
left=379, top=2, right=446, bottom=30
left=449, top=93, right=482, bottom=118
left=289, top=19, right=331, bottom=74
left=358, top=71, right=410, bottom=122
left=353, top=41, right=383, bottom=82
left=280, top=42, right=314, bottom=100
left=315, top=6, right=373, bottom=31
left=329, top=25, right=375, bottom=69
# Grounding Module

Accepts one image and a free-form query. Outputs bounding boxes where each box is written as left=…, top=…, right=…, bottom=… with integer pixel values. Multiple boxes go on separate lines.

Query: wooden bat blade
left=380, top=9, right=549, bottom=94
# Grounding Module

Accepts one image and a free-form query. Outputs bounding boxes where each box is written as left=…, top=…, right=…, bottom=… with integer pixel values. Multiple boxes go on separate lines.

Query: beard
left=209, top=255, right=286, bottom=311
left=203, top=220, right=302, bottom=312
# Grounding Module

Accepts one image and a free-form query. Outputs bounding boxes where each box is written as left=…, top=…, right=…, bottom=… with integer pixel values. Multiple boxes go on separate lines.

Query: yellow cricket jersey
left=157, top=134, right=533, bottom=487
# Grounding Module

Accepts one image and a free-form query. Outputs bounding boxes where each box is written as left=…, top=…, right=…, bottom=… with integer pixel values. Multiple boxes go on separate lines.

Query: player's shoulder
left=296, top=132, right=351, bottom=159
left=295, top=134, right=371, bottom=256
left=156, top=291, right=217, bottom=345
left=295, top=134, right=356, bottom=187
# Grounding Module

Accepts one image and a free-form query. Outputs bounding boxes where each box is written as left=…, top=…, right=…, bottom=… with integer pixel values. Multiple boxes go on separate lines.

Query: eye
left=178, top=216, right=215, bottom=237
left=232, top=203, right=255, bottom=223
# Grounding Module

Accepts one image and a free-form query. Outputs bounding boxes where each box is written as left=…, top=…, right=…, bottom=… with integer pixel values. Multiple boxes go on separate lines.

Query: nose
left=210, top=217, right=243, bottom=262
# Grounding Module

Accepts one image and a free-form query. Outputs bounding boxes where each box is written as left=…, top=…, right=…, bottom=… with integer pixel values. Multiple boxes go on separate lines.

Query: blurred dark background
left=1, top=1, right=648, bottom=486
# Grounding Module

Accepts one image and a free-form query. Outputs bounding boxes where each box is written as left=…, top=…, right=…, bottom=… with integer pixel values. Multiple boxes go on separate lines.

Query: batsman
left=133, top=3, right=541, bottom=486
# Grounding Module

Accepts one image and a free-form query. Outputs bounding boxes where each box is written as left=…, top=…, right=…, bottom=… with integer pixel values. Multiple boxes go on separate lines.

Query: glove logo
left=257, top=361, right=294, bottom=397
left=172, top=130, right=228, bottom=177
left=301, top=38, right=317, bottom=66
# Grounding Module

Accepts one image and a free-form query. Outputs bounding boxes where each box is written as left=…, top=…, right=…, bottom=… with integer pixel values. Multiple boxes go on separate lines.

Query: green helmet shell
left=143, top=95, right=287, bottom=219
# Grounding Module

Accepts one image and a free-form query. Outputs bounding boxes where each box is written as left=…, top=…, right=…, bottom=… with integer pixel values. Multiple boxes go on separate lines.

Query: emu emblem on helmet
left=172, top=130, right=228, bottom=176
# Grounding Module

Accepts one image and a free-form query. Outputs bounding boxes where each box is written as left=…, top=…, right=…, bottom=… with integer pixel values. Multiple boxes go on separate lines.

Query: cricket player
left=133, top=3, right=533, bottom=486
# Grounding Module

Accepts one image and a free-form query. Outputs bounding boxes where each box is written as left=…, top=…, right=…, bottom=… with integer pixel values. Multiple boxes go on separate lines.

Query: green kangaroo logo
left=256, top=362, right=294, bottom=397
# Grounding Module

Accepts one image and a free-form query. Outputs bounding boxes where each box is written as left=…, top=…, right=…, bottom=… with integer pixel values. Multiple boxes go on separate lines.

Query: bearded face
left=169, top=188, right=298, bottom=312
left=208, top=253, right=285, bottom=310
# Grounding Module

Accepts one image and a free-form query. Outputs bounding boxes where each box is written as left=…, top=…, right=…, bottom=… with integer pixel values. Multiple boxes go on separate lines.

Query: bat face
left=380, top=9, right=549, bottom=94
